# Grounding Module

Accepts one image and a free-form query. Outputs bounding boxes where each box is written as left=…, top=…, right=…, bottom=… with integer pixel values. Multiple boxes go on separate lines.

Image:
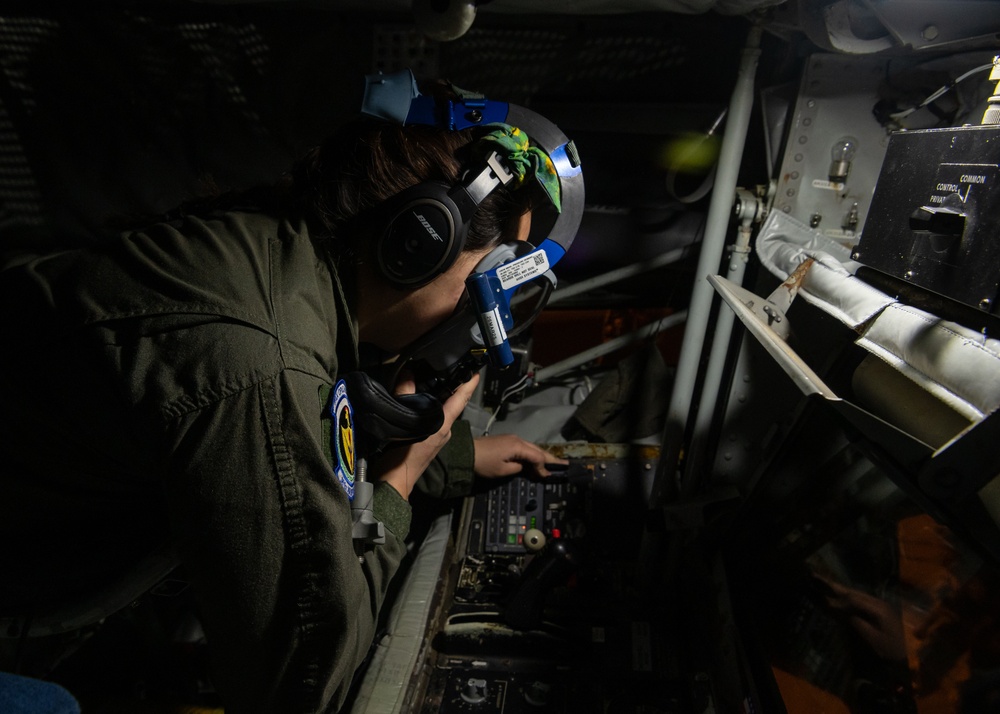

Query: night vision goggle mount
left=361, top=69, right=585, bottom=393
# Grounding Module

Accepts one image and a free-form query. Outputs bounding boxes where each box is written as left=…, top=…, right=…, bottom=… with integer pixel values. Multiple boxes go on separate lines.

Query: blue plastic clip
left=466, top=272, right=514, bottom=368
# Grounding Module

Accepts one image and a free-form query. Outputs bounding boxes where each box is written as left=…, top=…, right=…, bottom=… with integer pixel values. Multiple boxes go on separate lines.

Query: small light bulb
left=829, top=136, right=858, bottom=183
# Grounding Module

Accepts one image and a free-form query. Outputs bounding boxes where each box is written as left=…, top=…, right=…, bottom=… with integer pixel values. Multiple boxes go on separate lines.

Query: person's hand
left=473, top=434, right=567, bottom=480
left=813, top=572, right=906, bottom=662
left=372, top=373, right=480, bottom=500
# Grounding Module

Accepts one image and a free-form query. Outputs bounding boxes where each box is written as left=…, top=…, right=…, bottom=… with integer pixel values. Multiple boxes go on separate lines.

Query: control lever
left=909, top=203, right=967, bottom=237
left=504, top=538, right=580, bottom=630
left=708, top=256, right=814, bottom=341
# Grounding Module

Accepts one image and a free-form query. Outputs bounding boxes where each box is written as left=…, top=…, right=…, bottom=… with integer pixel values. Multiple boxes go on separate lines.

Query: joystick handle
left=504, top=539, right=579, bottom=630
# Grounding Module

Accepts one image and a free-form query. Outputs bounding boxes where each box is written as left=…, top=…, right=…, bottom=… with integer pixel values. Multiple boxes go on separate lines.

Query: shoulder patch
left=321, top=380, right=356, bottom=501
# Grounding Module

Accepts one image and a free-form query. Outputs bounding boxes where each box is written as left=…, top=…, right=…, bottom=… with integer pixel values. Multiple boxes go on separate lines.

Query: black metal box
left=854, top=125, right=1000, bottom=315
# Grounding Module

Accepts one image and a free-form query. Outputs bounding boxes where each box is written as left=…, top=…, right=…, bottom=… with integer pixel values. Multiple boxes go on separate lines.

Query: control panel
left=405, top=446, right=699, bottom=713
left=853, top=125, right=1000, bottom=315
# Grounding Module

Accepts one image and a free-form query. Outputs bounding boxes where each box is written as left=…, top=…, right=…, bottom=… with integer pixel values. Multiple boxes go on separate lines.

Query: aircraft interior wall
left=1, top=2, right=999, bottom=713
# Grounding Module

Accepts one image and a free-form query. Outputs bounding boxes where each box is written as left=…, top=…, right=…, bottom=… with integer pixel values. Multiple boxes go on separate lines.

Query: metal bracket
left=918, top=409, right=1000, bottom=502
left=352, top=461, right=386, bottom=552
left=708, top=258, right=811, bottom=348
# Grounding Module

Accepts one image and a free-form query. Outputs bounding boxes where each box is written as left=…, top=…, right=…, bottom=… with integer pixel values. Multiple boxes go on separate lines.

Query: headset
left=373, top=132, right=518, bottom=288
left=360, top=69, right=585, bottom=388
left=362, top=69, right=584, bottom=289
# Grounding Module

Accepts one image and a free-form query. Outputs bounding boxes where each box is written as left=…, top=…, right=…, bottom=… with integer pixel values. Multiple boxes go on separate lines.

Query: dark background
left=0, top=2, right=758, bottom=254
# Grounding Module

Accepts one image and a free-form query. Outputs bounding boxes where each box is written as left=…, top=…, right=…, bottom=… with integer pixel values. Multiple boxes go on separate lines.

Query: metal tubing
left=548, top=247, right=692, bottom=304
left=683, top=226, right=752, bottom=492
left=533, top=311, right=688, bottom=384
left=651, top=25, right=762, bottom=505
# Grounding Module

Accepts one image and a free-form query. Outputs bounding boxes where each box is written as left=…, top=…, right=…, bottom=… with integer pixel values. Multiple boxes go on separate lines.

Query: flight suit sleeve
left=159, top=370, right=408, bottom=714
left=415, top=418, right=476, bottom=500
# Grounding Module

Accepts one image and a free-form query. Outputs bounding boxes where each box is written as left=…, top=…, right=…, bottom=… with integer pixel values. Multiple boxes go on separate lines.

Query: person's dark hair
left=289, top=120, right=533, bottom=255
left=124, top=118, right=533, bottom=262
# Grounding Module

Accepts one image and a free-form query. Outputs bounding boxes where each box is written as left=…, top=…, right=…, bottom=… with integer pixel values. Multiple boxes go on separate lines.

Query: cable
left=889, top=62, right=994, bottom=121
left=568, top=374, right=594, bottom=405
left=664, top=108, right=726, bottom=204
left=481, top=370, right=534, bottom=436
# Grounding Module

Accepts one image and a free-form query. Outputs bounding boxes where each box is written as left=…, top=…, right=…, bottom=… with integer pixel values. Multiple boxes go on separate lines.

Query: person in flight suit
left=0, top=76, right=566, bottom=713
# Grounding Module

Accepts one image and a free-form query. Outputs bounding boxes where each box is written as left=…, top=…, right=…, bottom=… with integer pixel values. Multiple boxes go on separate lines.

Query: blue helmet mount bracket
left=466, top=240, right=561, bottom=369
left=391, top=242, right=557, bottom=398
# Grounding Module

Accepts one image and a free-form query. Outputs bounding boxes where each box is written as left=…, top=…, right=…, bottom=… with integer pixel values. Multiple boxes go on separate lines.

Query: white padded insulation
left=755, top=211, right=1000, bottom=421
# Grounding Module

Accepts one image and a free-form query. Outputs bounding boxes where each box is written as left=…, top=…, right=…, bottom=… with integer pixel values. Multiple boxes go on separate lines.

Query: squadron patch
left=329, top=379, right=356, bottom=501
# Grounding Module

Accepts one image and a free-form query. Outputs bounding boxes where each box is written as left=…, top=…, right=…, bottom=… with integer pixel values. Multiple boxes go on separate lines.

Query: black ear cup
left=373, top=147, right=511, bottom=288
left=376, top=182, right=466, bottom=288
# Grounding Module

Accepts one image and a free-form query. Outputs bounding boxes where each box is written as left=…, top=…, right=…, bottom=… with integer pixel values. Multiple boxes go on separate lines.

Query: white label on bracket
left=811, top=178, right=845, bottom=191
left=480, top=306, right=507, bottom=347
left=497, top=251, right=550, bottom=291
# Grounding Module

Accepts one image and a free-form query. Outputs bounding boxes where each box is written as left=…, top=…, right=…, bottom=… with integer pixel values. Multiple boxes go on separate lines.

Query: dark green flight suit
left=0, top=210, right=474, bottom=713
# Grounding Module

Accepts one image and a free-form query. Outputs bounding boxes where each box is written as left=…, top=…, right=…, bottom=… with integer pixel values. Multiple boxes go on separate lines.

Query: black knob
left=461, top=677, right=487, bottom=704
left=909, top=204, right=966, bottom=237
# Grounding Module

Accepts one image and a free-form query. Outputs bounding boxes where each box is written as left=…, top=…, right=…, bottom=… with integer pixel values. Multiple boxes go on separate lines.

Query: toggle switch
left=460, top=677, right=488, bottom=704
